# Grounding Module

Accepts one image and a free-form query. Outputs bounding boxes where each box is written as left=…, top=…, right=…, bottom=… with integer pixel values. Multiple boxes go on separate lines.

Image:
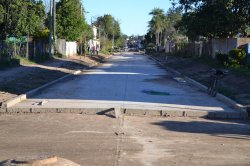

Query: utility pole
left=53, top=0, right=56, bottom=54
left=112, top=30, right=114, bottom=52
left=49, top=0, right=56, bottom=57
left=49, top=0, right=53, bottom=57
left=112, top=20, right=115, bottom=52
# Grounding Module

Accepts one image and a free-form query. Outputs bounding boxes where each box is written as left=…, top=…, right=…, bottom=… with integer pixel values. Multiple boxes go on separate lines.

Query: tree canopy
left=94, top=15, right=121, bottom=41
left=0, top=0, right=45, bottom=39
left=56, top=0, right=86, bottom=41
left=175, top=0, right=250, bottom=39
left=148, top=8, right=166, bottom=48
left=94, top=14, right=124, bottom=50
left=147, top=7, right=183, bottom=49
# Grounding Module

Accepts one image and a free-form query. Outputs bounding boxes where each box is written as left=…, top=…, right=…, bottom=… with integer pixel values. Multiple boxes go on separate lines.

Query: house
left=88, top=25, right=100, bottom=53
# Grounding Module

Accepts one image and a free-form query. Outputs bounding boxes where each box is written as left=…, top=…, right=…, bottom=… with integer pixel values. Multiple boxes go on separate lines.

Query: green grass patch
left=14, top=56, right=36, bottom=65
left=100, top=49, right=111, bottom=55
left=1, top=54, right=52, bottom=68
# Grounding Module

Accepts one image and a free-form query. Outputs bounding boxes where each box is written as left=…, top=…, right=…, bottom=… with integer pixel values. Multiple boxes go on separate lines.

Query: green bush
left=216, top=49, right=247, bottom=68
left=146, top=43, right=155, bottom=53
left=216, top=52, right=229, bottom=65
left=225, top=59, right=240, bottom=68
left=228, top=49, right=246, bottom=65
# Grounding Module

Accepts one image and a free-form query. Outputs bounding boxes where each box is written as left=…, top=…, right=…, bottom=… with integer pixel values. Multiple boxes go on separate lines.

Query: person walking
left=96, top=44, right=100, bottom=55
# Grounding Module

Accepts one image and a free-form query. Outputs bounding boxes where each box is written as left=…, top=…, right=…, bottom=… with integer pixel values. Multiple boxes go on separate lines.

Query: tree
left=95, top=15, right=121, bottom=41
left=0, top=0, right=45, bottom=39
left=175, top=0, right=250, bottom=39
left=148, top=8, right=166, bottom=51
left=164, top=7, right=182, bottom=42
left=0, top=4, right=4, bottom=23
left=56, top=0, right=86, bottom=41
left=94, top=14, right=123, bottom=50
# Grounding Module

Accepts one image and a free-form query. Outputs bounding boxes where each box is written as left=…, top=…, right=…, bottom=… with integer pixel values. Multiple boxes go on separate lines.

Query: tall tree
left=164, top=7, right=182, bottom=42
left=0, top=0, right=45, bottom=39
left=95, top=15, right=121, bottom=40
left=176, top=0, right=250, bottom=39
left=148, top=8, right=166, bottom=50
left=56, top=0, right=86, bottom=41
left=94, top=14, right=122, bottom=50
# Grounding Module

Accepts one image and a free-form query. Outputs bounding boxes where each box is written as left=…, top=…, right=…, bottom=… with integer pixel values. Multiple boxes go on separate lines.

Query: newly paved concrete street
left=11, top=53, right=243, bottom=118
left=1, top=53, right=250, bottom=165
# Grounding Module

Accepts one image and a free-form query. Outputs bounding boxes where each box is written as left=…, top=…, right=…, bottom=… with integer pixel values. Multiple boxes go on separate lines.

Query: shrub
left=146, top=43, right=155, bottom=53
left=228, top=49, right=246, bottom=65
left=216, top=52, right=229, bottom=65
left=216, top=49, right=247, bottom=68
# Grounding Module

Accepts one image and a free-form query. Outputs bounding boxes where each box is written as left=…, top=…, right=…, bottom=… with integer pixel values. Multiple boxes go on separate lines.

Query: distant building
left=88, top=26, right=100, bottom=54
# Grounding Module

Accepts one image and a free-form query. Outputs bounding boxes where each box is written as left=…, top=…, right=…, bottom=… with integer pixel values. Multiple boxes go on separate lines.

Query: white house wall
left=66, top=41, right=77, bottom=57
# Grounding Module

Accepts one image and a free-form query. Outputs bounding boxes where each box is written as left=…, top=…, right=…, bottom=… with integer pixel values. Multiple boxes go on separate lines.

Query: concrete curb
left=2, top=106, right=248, bottom=119
left=1, top=70, right=81, bottom=108
left=1, top=54, right=113, bottom=109
left=1, top=94, right=27, bottom=109
left=185, top=77, right=245, bottom=110
left=26, top=70, right=81, bottom=98
left=146, top=54, right=248, bottom=113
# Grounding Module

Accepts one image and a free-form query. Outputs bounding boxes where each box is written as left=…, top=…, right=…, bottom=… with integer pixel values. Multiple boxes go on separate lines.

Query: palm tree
left=164, top=7, right=182, bottom=43
left=148, top=8, right=166, bottom=51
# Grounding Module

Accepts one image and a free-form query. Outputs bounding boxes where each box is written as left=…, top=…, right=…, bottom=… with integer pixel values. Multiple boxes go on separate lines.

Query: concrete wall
left=211, top=38, right=237, bottom=58
left=165, top=42, right=175, bottom=53
left=56, top=39, right=66, bottom=56
left=66, top=41, right=77, bottom=56
left=237, top=38, right=250, bottom=47
left=211, top=38, right=250, bottom=58
left=56, top=39, right=77, bottom=57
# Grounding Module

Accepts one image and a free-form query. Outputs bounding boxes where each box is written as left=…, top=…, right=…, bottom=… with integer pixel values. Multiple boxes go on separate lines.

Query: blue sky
left=82, top=0, right=172, bottom=36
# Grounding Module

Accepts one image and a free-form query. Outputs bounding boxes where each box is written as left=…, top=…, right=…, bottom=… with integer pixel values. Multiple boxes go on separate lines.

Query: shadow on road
left=152, top=120, right=250, bottom=140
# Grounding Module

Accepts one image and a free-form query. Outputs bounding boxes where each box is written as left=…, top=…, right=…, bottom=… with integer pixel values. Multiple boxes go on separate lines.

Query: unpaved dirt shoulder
left=150, top=53, right=250, bottom=105
left=0, top=54, right=110, bottom=106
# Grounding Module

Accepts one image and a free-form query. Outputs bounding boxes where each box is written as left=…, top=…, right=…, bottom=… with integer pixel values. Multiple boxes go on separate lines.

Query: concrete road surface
left=0, top=114, right=249, bottom=165
left=12, top=53, right=241, bottom=117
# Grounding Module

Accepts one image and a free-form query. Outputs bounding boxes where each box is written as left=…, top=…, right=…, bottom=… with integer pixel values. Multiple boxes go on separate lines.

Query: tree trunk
left=26, top=33, right=29, bottom=59
left=84, top=37, right=86, bottom=57
left=33, top=40, right=36, bottom=59
left=159, top=32, right=162, bottom=47
left=156, top=32, right=160, bottom=52
left=14, top=41, right=16, bottom=57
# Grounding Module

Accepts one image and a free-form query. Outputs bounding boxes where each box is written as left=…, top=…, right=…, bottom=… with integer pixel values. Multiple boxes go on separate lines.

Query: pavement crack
left=113, top=115, right=125, bottom=166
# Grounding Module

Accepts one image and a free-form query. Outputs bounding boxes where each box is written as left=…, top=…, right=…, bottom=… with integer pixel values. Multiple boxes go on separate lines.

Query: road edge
left=1, top=54, right=113, bottom=109
left=146, top=53, right=248, bottom=115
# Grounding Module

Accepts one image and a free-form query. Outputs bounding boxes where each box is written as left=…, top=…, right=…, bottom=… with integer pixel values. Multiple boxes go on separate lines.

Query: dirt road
left=0, top=114, right=249, bottom=165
